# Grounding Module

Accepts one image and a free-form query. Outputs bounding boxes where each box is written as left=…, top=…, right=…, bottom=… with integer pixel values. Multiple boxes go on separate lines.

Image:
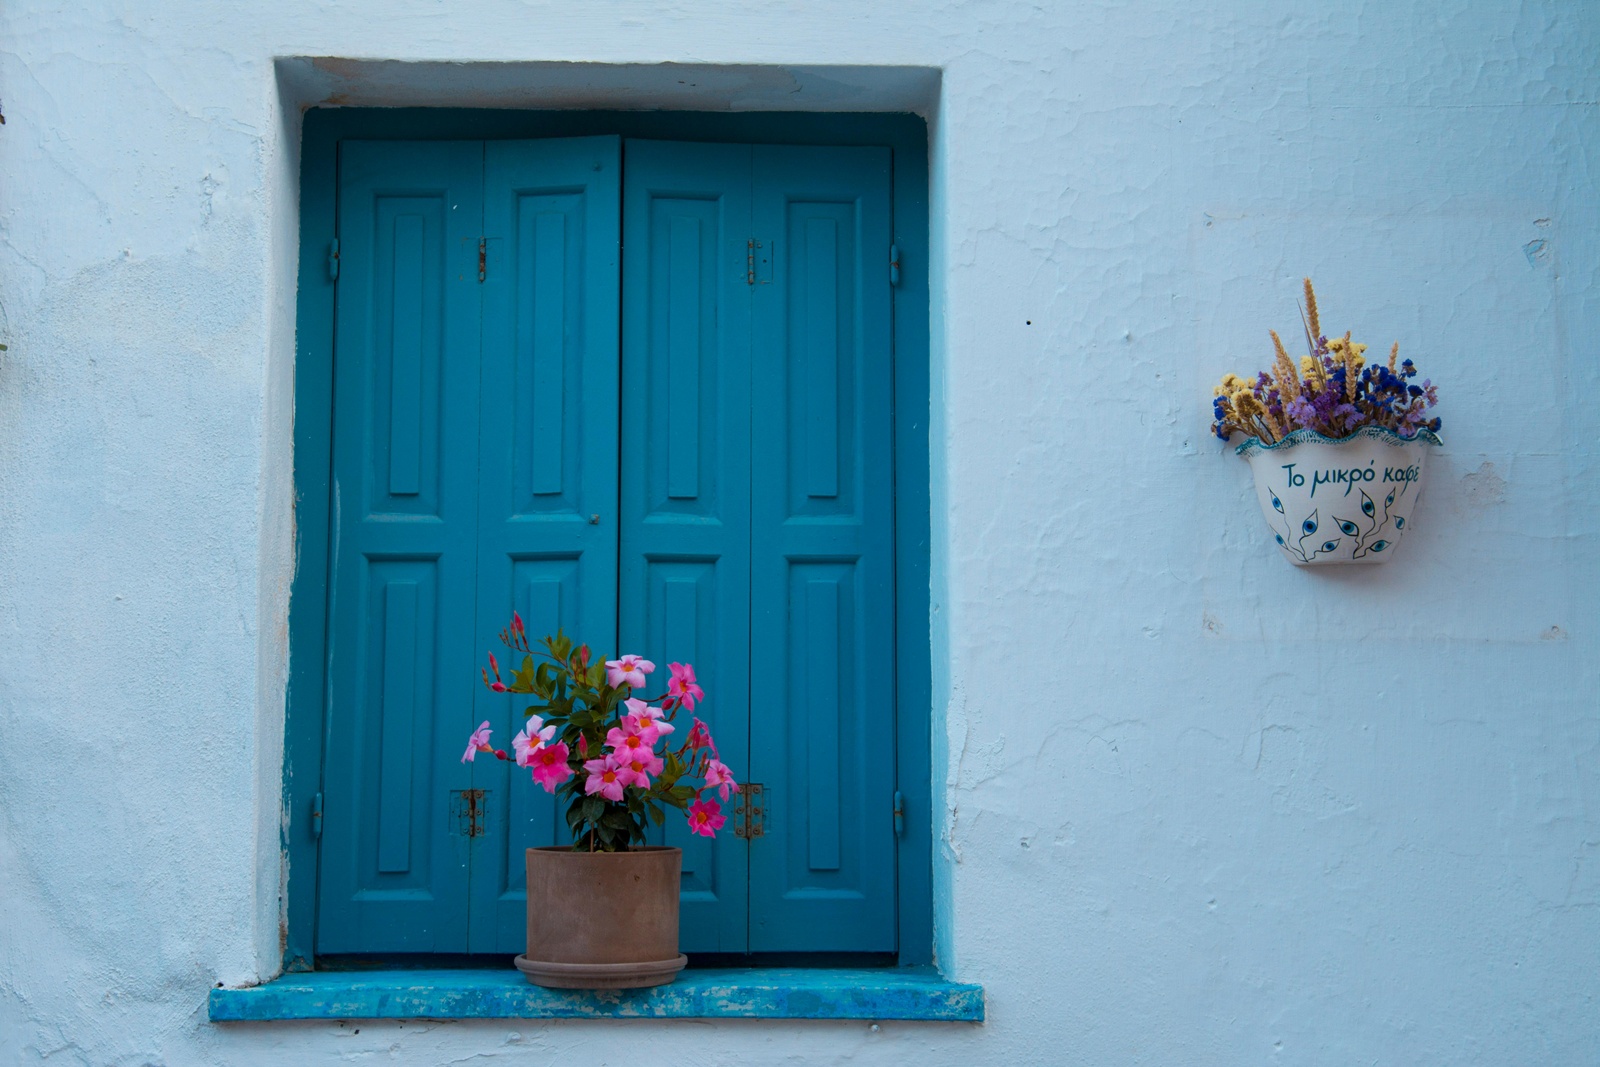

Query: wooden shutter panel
left=619, top=140, right=754, bottom=953
left=318, top=141, right=485, bottom=953
left=747, top=145, right=898, bottom=952
left=468, top=137, right=624, bottom=953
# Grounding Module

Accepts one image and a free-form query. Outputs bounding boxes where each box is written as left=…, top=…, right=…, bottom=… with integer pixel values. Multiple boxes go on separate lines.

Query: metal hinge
left=890, top=243, right=901, bottom=286
left=328, top=239, right=339, bottom=281
left=893, top=789, right=905, bottom=837
left=734, top=783, right=766, bottom=839
left=477, top=238, right=487, bottom=283
left=743, top=239, right=773, bottom=286
left=310, top=791, right=324, bottom=840
left=452, top=789, right=486, bottom=838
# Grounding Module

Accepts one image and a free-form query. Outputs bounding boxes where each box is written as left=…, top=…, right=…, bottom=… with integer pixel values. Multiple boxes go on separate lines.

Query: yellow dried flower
left=1214, top=372, right=1247, bottom=397
left=1270, top=330, right=1299, bottom=394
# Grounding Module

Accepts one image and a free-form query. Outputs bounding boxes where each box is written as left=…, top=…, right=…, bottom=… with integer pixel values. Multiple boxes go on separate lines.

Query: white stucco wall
left=2, top=2, right=1597, bottom=1064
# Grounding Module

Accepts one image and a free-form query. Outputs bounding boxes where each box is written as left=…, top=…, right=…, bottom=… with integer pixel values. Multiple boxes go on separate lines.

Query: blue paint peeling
left=208, top=968, right=984, bottom=1022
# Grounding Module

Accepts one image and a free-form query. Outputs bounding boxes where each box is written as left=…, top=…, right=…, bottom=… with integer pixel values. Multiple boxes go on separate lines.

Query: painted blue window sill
left=208, top=967, right=984, bottom=1022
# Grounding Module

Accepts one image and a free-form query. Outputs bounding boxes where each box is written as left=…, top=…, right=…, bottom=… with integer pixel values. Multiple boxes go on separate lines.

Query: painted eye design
left=1302, top=515, right=1318, bottom=535
left=1394, top=516, right=1406, bottom=530
left=1360, top=490, right=1376, bottom=518
left=1385, top=489, right=1396, bottom=507
left=1336, top=518, right=1360, bottom=536
left=1275, top=533, right=1286, bottom=547
left=1320, top=540, right=1341, bottom=553
left=1370, top=540, right=1390, bottom=552
left=1271, top=493, right=1284, bottom=514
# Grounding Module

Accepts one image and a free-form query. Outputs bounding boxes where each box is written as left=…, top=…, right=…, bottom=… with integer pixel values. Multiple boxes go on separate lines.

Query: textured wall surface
left=1, top=2, right=1597, bottom=1064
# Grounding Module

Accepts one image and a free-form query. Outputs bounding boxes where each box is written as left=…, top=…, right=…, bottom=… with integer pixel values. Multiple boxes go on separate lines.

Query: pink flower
left=686, top=798, right=725, bottom=838
left=583, top=755, right=628, bottom=802
left=605, top=654, right=655, bottom=689
left=618, top=751, right=664, bottom=788
left=703, top=758, right=739, bottom=801
left=665, top=662, right=704, bottom=711
left=606, top=725, right=659, bottom=760
left=686, top=718, right=718, bottom=757
left=528, top=742, right=572, bottom=792
left=483, top=653, right=508, bottom=692
left=622, top=698, right=674, bottom=738
left=461, top=721, right=492, bottom=763
left=511, top=715, right=557, bottom=767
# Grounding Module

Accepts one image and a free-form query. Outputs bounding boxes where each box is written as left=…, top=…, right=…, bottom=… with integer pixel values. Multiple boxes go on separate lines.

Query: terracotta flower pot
left=514, top=845, right=687, bottom=989
left=1237, top=425, right=1441, bottom=565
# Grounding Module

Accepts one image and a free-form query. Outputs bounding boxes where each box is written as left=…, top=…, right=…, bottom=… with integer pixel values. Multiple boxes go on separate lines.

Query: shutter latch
left=893, top=790, right=905, bottom=836
left=890, top=243, right=901, bottom=286
left=310, top=791, right=324, bottom=840
left=328, top=239, right=340, bottom=281
left=734, top=783, right=765, bottom=839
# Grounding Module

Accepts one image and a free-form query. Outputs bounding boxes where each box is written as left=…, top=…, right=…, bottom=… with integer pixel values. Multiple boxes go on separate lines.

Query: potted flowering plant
left=461, top=616, right=738, bottom=989
left=1212, top=279, right=1442, bottom=565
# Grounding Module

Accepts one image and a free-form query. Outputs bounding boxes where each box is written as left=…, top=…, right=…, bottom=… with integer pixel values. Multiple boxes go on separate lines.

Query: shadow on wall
left=275, top=58, right=942, bottom=116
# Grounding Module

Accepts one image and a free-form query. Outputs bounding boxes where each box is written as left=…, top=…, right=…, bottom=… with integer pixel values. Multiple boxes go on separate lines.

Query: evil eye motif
left=1370, top=540, right=1390, bottom=552
left=1336, top=518, right=1360, bottom=536
left=1360, top=489, right=1376, bottom=518
left=1320, top=539, right=1341, bottom=554
left=1271, top=492, right=1284, bottom=514
left=1301, top=514, right=1318, bottom=536
left=1385, top=489, right=1396, bottom=507
left=1394, top=516, right=1406, bottom=530
left=1274, top=533, right=1286, bottom=547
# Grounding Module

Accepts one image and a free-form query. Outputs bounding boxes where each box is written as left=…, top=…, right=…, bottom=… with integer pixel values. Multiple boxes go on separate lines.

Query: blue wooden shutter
left=318, top=141, right=485, bottom=953
left=620, top=140, right=754, bottom=953
left=469, top=137, right=623, bottom=952
left=747, top=145, right=898, bottom=952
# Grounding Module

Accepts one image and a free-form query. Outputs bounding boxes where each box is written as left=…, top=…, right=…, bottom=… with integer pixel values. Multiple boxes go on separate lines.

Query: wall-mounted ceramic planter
left=1237, top=426, right=1442, bottom=565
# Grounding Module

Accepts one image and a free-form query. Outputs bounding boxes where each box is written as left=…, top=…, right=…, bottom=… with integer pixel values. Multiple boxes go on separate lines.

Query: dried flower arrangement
left=1211, top=278, right=1441, bottom=445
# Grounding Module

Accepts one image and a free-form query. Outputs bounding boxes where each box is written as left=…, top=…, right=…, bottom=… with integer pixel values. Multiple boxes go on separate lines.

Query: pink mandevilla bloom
left=583, top=755, right=628, bottom=802
left=606, top=725, right=660, bottom=758
left=618, top=751, right=664, bottom=788
left=511, top=716, right=557, bottom=767
left=702, top=758, right=739, bottom=801
left=686, top=718, right=717, bottom=756
left=622, top=697, right=674, bottom=738
left=605, top=654, right=655, bottom=690
left=461, top=721, right=493, bottom=763
left=528, top=742, right=572, bottom=792
left=686, top=798, right=725, bottom=838
left=665, top=662, right=705, bottom=711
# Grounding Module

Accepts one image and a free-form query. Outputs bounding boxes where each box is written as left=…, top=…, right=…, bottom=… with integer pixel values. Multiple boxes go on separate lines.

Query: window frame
left=284, top=107, right=932, bottom=971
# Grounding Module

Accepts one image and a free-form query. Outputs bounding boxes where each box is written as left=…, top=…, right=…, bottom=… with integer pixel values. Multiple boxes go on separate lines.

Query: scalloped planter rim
left=1237, top=426, right=1441, bottom=566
